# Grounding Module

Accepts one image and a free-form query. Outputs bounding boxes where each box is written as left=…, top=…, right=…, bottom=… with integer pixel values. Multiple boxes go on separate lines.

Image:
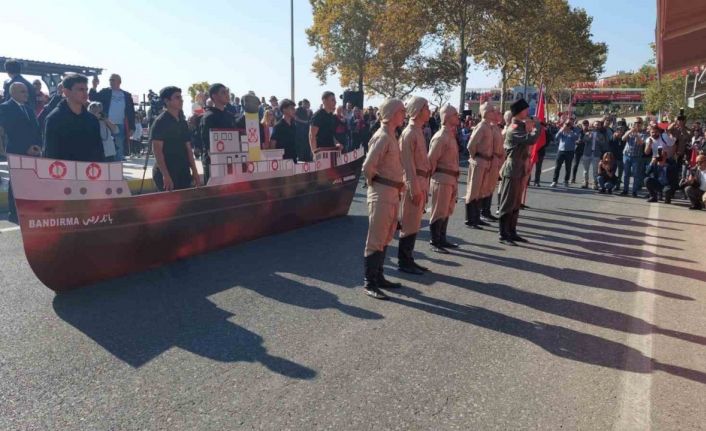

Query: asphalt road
left=1, top=162, right=705, bottom=430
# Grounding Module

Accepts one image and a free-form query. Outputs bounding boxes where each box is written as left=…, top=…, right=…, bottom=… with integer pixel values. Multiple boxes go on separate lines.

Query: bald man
left=465, top=101, right=496, bottom=229
left=90, top=73, right=135, bottom=160
left=397, top=96, right=432, bottom=275
left=361, top=98, right=407, bottom=300
left=428, top=104, right=460, bottom=254
left=0, top=82, right=43, bottom=222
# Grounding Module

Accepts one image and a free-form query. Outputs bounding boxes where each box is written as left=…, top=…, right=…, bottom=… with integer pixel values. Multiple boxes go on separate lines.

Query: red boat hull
left=14, top=159, right=363, bottom=292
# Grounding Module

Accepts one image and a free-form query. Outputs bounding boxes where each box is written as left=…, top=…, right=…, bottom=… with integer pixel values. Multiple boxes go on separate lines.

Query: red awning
left=656, top=0, right=706, bottom=74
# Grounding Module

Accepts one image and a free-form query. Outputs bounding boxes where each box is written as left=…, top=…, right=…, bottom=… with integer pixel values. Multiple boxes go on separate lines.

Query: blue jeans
left=597, top=175, right=616, bottom=191
left=623, top=155, right=644, bottom=194
left=113, top=126, right=126, bottom=161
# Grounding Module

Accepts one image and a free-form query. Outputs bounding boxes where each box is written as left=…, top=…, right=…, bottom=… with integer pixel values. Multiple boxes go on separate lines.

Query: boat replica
left=8, top=103, right=364, bottom=292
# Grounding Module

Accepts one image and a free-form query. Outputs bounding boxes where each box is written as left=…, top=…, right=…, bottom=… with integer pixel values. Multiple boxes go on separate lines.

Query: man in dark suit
left=0, top=82, right=42, bottom=222
left=89, top=74, right=135, bottom=160
left=3, top=60, right=36, bottom=107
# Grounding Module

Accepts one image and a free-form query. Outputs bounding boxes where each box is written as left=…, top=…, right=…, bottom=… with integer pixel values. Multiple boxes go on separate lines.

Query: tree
left=306, top=0, right=382, bottom=96
left=422, top=0, right=517, bottom=112
left=307, top=0, right=457, bottom=100
left=188, top=82, right=210, bottom=103
left=363, top=0, right=434, bottom=98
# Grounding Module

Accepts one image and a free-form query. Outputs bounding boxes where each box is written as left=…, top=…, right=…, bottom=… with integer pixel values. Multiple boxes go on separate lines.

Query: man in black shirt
left=44, top=74, right=104, bottom=162
left=309, top=91, right=341, bottom=153
left=150, top=86, right=200, bottom=191
left=200, top=83, right=236, bottom=184
left=270, top=99, right=297, bottom=162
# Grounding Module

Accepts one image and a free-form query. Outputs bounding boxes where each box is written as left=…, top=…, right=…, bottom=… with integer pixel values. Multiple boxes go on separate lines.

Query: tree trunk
left=500, top=64, right=508, bottom=113
left=458, top=26, right=467, bottom=114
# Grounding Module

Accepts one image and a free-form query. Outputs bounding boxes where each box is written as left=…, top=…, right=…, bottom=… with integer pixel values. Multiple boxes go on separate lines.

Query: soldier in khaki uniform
left=498, top=99, right=539, bottom=245
left=361, top=98, right=407, bottom=300
left=464, top=101, right=496, bottom=229
left=428, top=104, right=460, bottom=254
left=397, top=96, right=432, bottom=275
left=480, top=108, right=505, bottom=222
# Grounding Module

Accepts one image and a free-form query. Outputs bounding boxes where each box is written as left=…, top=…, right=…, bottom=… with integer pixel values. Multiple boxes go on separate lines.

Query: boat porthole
left=116, top=187, right=123, bottom=195
left=63, top=187, right=71, bottom=195
left=105, top=188, right=112, bottom=195
left=79, top=187, right=87, bottom=195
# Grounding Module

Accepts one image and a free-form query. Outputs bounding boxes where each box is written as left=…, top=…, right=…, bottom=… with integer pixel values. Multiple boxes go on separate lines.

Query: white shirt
left=699, top=169, right=706, bottom=192
left=108, top=90, right=126, bottom=125
left=646, top=133, right=675, bottom=158
left=99, top=121, right=116, bottom=158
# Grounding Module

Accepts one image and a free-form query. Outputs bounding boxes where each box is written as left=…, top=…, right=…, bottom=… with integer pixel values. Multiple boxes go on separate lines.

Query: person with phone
left=621, top=118, right=646, bottom=197
left=684, top=155, right=706, bottom=209
left=644, top=148, right=679, bottom=203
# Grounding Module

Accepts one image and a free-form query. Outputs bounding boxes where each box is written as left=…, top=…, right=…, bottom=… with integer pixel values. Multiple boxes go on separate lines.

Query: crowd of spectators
left=1, top=56, right=705, bottom=220
left=546, top=113, right=706, bottom=209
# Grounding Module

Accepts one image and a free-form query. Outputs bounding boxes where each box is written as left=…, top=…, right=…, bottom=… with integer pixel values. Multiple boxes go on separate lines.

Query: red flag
left=530, top=85, right=547, bottom=165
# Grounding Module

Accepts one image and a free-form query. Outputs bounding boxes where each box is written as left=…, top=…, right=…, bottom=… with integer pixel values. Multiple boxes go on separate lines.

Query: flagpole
left=290, top=0, right=295, bottom=101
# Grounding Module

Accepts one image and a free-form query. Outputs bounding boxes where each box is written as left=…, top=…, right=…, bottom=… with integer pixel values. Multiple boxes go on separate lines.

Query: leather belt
left=473, top=153, right=493, bottom=161
left=372, top=175, right=405, bottom=191
left=435, top=167, right=460, bottom=178
left=416, top=169, right=430, bottom=178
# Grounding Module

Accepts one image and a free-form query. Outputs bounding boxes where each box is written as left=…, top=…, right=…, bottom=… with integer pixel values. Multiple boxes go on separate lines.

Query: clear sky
left=2, top=0, right=656, bottom=106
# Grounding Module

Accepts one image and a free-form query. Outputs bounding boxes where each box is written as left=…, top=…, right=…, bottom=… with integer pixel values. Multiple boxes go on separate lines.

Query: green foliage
left=188, top=82, right=210, bottom=103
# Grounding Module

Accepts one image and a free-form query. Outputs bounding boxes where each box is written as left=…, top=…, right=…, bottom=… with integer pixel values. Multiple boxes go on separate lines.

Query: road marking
left=0, top=226, right=20, bottom=233
left=541, top=165, right=556, bottom=173
left=613, top=203, right=659, bottom=431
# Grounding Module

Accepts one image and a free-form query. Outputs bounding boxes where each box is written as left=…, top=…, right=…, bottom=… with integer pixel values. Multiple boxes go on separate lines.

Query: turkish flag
left=530, top=86, right=547, bottom=165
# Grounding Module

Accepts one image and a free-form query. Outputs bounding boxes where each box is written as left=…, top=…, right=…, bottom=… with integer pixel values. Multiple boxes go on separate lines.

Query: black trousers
left=685, top=185, right=705, bottom=207
left=533, top=154, right=545, bottom=184
left=645, top=177, right=674, bottom=200
left=552, top=151, right=574, bottom=183
left=7, top=182, right=16, bottom=220
left=153, top=168, right=193, bottom=191
left=571, top=150, right=583, bottom=181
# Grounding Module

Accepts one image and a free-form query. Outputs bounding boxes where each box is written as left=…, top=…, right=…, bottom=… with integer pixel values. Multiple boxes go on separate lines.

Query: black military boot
left=465, top=200, right=482, bottom=229
left=408, top=234, right=430, bottom=272
left=440, top=218, right=459, bottom=248
left=363, top=252, right=388, bottom=300
left=429, top=220, right=449, bottom=254
left=378, top=247, right=402, bottom=288
left=397, top=235, right=423, bottom=275
left=464, top=202, right=473, bottom=226
left=509, top=210, right=528, bottom=243
left=498, top=214, right=517, bottom=246
left=475, top=201, right=490, bottom=226
left=480, top=196, right=498, bottom=222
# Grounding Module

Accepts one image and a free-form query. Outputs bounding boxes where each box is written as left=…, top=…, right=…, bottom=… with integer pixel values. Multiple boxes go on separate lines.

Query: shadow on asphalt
left=52, top=214, right=377, bottom=376
left=388, top=286, right=706, bottom=385
left=47, top=193, right=705, bottom=386
left=565, top=208, right=706, bottom=227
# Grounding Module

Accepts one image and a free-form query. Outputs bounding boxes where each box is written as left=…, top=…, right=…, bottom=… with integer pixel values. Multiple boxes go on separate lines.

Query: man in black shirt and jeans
left=309, top=91, right=341, bottom=154
left=200, top=83, right=236, bottom=184
left=270, top=98, right=297, bottom=162
left=44, top=74, right=104, bottom=162
left=150, top=86, right=200, bottom=191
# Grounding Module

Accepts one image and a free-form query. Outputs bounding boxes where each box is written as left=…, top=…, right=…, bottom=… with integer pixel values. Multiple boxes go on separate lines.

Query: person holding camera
left=580, top=120, right=610, bottom=189
left=596, top=152, right=617, bottom=194
left=684, top=155, right=706, bottom=210
left=551, top=119, right=580, bottom=187
left=621, top=118, right=646, bottom=197
left=88, top=101, right=119, bottom=162
left=644, top=147, right=679, bottom=204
